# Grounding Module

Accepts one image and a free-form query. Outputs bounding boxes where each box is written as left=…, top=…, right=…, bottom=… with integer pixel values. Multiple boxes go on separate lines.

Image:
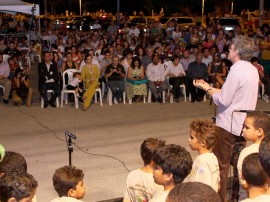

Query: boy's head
left=259, top=136, right=270, bottom=178
left=242, top=112, right=270, bottom=142
left=53, top=165, right=85, bottom=199
left=189, top=120, right=218, bottom=150
left=242, top=153, right=267, bottom=188
left=166, top=182, right=221, bottom=202
left=0, top=173, right=38, bottom=202
left=153, top=144, right=192, bottom=186
left=140, top=138, right=166, bottom=166
left=250, top=56, right=259, bottom=66
left=0, top=151, right=27, bottom=176
left=73, top=72, right=81, bottom=78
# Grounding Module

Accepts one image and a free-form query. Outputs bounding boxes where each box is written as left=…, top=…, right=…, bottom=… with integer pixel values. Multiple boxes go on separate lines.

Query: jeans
left=107, top=79, right=125, bottom=101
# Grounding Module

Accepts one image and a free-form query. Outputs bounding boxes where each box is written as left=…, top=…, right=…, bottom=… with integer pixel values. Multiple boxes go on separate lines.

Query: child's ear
left=165, top=173, right=173, bottom=183
left=200, top=140, right=206, bottom=147
left=7, top=198, right=17, bottom=202
left=257, top=128, right=264, bottom=138
left=67, top=188, right=77, bottom=197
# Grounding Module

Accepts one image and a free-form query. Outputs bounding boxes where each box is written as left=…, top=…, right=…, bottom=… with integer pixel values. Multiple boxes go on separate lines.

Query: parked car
left=66, top=16, right=82, bottom=30
left=217, top=17, right=241, bottom=34
left=159, top=17, right=196, bottom=31
left=130, top=17, right=156, bottom=31
left=79, top=16, right=95, bottom=31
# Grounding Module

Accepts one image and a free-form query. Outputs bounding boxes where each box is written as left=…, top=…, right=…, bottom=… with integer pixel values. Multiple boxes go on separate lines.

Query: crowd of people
left=0, top=17, right=269, bottom=109
left=0, top=111, right=270, bottom=202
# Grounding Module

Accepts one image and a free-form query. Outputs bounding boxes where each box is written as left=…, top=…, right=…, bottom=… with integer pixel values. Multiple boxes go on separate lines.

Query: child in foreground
left=51, top=165, right=86, bottom=202
left=185, top=119, right=220, bottom=192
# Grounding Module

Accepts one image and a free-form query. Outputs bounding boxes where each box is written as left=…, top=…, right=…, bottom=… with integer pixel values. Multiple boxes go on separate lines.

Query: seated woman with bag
left=126, top=56, right=147, bottom=102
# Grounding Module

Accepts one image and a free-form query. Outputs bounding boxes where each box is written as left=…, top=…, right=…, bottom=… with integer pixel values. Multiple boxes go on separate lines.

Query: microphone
left=65, top=130, right=78, bottom=140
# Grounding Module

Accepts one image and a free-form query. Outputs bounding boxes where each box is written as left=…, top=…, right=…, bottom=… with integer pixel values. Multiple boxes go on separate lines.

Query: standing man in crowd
left=0, top=53, right=11, bottom=104
left=194, top=36, right=259, bottom=202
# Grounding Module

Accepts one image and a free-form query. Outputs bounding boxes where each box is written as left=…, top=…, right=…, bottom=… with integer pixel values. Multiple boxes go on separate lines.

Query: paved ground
left=0, top=63, right=269, bottom=202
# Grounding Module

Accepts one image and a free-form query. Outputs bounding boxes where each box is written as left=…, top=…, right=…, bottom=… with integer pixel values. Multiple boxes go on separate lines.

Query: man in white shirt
left=146, top=53, right=167, bottom=103
left=202, top=47, right=213, bottom=66
left=0, top=53, right=11, bottom=104
left=129, top=24, right=140, bottom=38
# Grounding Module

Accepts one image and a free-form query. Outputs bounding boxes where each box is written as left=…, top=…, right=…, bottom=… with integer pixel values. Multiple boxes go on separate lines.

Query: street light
left=202, top=0, right=204, bottom=25
left=79, top=0, right=81, bottom=16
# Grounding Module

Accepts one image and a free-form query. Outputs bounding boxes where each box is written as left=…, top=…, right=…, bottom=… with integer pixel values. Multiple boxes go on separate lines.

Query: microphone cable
left=18, top=107, right=131, bottom=172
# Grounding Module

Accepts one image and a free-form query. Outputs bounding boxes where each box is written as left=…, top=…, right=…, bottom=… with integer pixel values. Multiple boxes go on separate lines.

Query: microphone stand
left=65, top=133, right=73, bottom=166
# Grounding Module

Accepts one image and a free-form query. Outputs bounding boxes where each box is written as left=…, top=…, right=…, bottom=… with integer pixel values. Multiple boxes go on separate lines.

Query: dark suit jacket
left=38, top=61, right=59, bottom=90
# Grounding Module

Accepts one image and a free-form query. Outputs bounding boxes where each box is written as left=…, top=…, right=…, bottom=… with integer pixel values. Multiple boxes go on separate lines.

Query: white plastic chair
left=0, top=85, right=5, bottom=100
left=189, top=93, right=207, bottom=102
left=61, top=69, right=79, bottom=109
left=128, top=96, right=146, bottom=104
left=148, top=88, right=166, bottom=103
left=41, top=90, right=60, bottom=108
left=94, top=87, right=103, bottom=106
left=107, top=88, right=126, bottom=105
left=168, top=84, right=187, bottom=103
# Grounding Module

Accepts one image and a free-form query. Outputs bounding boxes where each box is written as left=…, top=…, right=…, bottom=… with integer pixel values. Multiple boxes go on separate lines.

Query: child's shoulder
left=50, top=197, right=84, bottom=202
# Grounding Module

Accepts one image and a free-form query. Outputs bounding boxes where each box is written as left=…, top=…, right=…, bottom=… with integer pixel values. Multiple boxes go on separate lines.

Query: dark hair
left=167, top=182, right=221, bottom=202
left=242, top=153, right=267, bottom=187
left=246, top=112, right=270, bottom=135
left=250, top=56, right=259, bottom=63
left=84, top=54, right=91, bottom=61
left=140, top=138, right=166, bottom=166
left=43, top=51, right=51, bottom=57
left=0, top=151, right=27, bottom=175
left=53, top=165, right=84, bottom=197
left=153, top=144, right=192, bottom=184
left=135, top=46, right=145, bottom=56
left=73, top=72, right=81, bottom=78
left=190, top=120, right=218, bottom=150
left=151, top=52, right=159, bottom=61
left=171, top=55, right=179, bottom=62
left=123, top=48, right=133, bottom=57
left=0, top=173, right=38, bottom=202
left=130, top=56, right=142, bottom=69
left=259, top=136, right=270, bottom=177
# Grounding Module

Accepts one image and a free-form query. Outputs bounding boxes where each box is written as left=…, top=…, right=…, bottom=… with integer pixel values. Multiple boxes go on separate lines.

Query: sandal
left=83, top=107, right=87, bottom=111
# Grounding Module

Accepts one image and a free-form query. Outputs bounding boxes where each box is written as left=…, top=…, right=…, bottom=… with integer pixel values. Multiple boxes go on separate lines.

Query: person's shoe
left=44, top=103, right=49, bottom=108
left=118, top=97, right=122, bottom=102
left=151, top=96, right=156, bottom=103
left=196, top=97, right=202, bottom=102
left=174, top=98, right=180, bottom=103
left=3, top=99, right=8, bottom=104
left=83, top=106, right=87, bottom=111
left=191, top=99, right=195, bottom=103
left=263, top=95, right=269, bottom=103
left=49, top=101, right=56, bottom=108
left=157, top=95, right=162, bottom=103
left=113, top=98, right=118, bottom=104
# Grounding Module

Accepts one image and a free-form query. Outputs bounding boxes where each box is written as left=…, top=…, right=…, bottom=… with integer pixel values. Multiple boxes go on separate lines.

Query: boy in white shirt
left=240, top=153, right=268, bottom=202
left=149, top=144, right=192, bottom=202
left=66, top=72, right=83, bottom=98
left=185, top=119, right=220, bottom=192
left=237, top=112, right=270, bottom=201
left=123, top=138, right=166, bottom=202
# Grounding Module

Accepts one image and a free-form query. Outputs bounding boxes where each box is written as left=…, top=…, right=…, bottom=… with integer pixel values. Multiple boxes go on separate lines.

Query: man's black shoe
left=191, top=99, right=195, bottom=103
left=3, top=99, right=8, bottom=104
left=44, top=103, right=49, bottom=108
left=151, top=96, right=157, bottom=103
left=196, top=97, right=202, bottom=102
left=157, top=96, right=162, bottom=103
left=49, top=100, right=56, bottom=108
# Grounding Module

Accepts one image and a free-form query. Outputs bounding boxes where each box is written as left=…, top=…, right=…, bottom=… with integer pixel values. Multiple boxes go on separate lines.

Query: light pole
left=202, top=0, right=205, bottom=25
left=79, top=0, right=81, bottom=16
left=117, top=0, right=120, bottom=29
left=231, top=0, right=234, bottom=14
left=259, top=0, right=264, bottom=27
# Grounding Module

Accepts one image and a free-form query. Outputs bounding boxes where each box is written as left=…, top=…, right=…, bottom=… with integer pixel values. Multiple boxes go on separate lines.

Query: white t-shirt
left=50, top=197, right=84, bottom=202
left=165, top=62, right=186, bottom=78
left=124, top=169, right=163, bottom=202
left=202, top=55, right=213, bottom=66
left=148, top=191, right=169, bottom=202
left=237, top=143, right=260, bottom=185
left=185, top=152, right=220, bottom=192
left=241, top=194, right=270, bottom=202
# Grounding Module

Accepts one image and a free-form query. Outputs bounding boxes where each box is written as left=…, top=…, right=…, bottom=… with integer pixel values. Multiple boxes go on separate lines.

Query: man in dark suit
left=38, top=51, right=60, bottom=108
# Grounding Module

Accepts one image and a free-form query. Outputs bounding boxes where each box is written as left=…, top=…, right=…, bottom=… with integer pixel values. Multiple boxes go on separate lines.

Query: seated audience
left=12, top=68, right=33, bottom=106
left=105, top=55, right=126, bottom=104
left=38, top=51, right=61, bottom=108
left=146, top=53, right=167, bottom=103
left=126, top=56, right=147, bottom=102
